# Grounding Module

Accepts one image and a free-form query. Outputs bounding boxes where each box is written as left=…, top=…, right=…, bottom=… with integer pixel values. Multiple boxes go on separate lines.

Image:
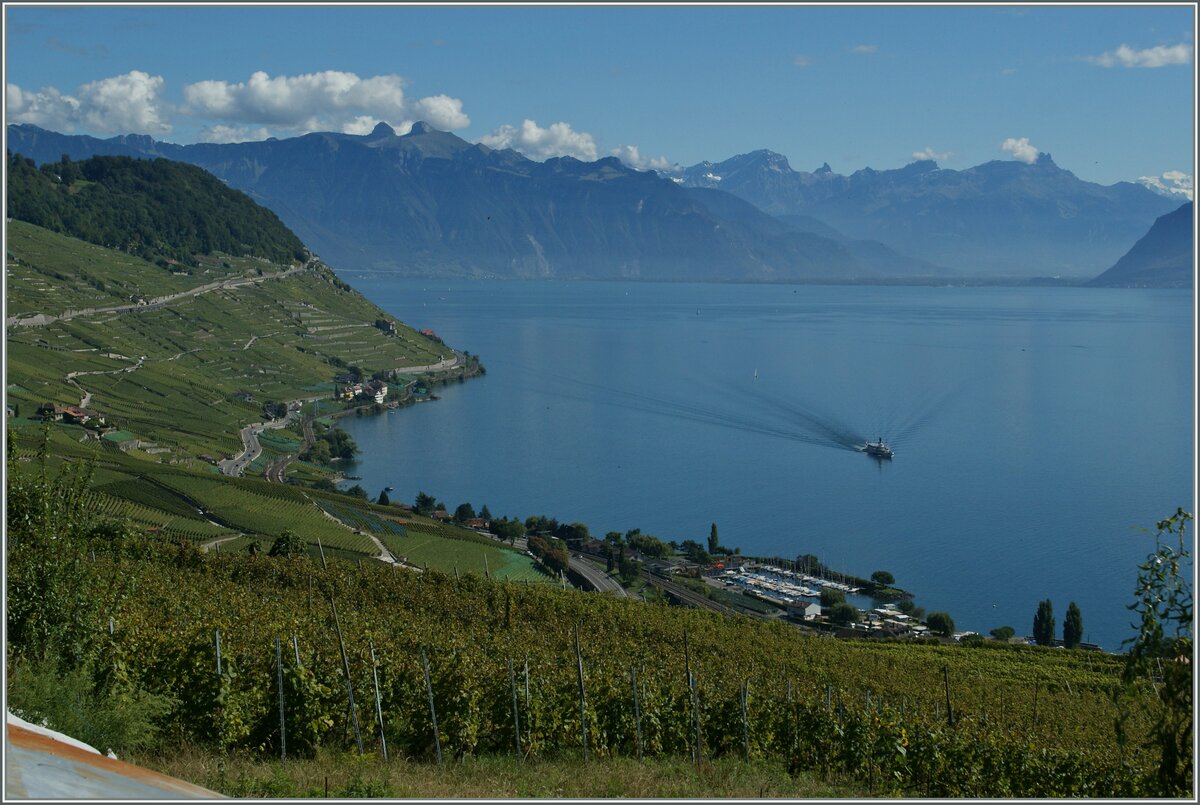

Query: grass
left=132, top=747, right=862, bottom=799
left=380, top=529, right=551, bottom=582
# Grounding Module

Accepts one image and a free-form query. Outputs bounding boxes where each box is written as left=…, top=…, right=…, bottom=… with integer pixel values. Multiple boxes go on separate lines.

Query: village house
left=787, top=600, right=820, bottom=621
left=37, top=403, right=104, bottom=425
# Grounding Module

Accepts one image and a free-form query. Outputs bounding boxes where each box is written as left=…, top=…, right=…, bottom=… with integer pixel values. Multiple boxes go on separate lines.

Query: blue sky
left=4, top=3, right=1195, bottom=193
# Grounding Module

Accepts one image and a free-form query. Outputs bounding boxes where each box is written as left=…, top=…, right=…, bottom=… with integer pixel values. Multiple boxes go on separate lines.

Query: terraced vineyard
left=33, top=534, right=1166, bottom=798
left=5, top=222, right=456, bottom=464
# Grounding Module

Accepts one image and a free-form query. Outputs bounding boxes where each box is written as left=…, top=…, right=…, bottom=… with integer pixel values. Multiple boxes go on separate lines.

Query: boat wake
left=538, top=374, right=866, bottom=454
left=525, top=360, right=973, bottom=459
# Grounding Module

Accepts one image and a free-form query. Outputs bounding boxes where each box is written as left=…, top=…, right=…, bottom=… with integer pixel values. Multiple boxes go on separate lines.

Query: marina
left=719, top=563, right=863, bottom=607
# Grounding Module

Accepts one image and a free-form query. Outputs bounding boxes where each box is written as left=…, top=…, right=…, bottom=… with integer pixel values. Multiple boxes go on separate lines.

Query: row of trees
left=1033, top=599, right=1086, bottom=648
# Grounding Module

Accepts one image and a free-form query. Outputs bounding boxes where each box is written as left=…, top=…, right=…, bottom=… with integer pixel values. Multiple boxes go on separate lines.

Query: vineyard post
left=275, top=637, right=287, bottom=760
left=741, top=678, right=750, bottom=762
left=631, top=666, right=643, bottom=762
left=369, top=640, right=388, bottom=762
left=942, top=667, right=954, bottom=727
left=691, top=668, right=703, bottom=764
left=328, top=594, right=363, bottom=755
left=574, top=624, right=588, bottom=760
left=524, top=656, right=530, bottom=708
left=108, top=617, right=114, bottom=636
left=421, top=649, right=443, bottom=767
left=484, top=554, right=490, bottom=579
left=786, top=680, right=793, bottom=758
left=454, top=565, right=460, bottom=583
left=826, top=685, right=831, bottom=711
left=316, top=537, right=327, bottom=571
left=215, top=628, right=222, bottom=677
left=508, top=658, right=521, bottom=758
left=684, top=631, right=695, bottom=765
left=1031, top=681, right=1039, bottom=732
left=292, top=634, right=301, bottom=668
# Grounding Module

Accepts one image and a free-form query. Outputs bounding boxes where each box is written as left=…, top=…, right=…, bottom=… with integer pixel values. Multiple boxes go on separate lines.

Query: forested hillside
left=6, top=152, right=307, bottom=268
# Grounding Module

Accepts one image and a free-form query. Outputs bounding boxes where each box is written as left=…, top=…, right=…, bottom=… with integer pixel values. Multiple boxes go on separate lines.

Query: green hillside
left=7, top=151, right=306, bottom=267
left=6, top=221, right=455, bottom=462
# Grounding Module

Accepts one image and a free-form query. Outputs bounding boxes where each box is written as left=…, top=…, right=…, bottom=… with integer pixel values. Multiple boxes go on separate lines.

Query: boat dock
left=717, top=563, right=862, bottom=607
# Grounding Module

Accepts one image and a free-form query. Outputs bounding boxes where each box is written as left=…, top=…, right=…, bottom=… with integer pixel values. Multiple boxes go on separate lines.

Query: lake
left=336, top=278, right=1194, bottom=651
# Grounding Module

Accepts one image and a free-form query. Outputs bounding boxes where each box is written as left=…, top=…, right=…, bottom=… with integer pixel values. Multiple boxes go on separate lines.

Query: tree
left=345, top=484, right=368, bottom=500
left=926, top=611, right=955, bottom=637
left=707, top=523, right=720, bottom=554
left=1063, top=602, right=1083, bottom=649
left=414, top=491, right=437, bottom=515
left=377, top=489, right=390, bottom=506
left=990, top=625, right=1015, bottom=641
left=1033, top=599, right=1055, bottom=646
left=870, top=570, right=895, bottom=587
left=829, top=602, right=859, bottom=626
left=819, top=587, right=846, bottom=608
left=493, top=518, right=525, bottom=546
left=268, top=529, right=306, bottom=559
left=479, top=504, right=492, bottom=521
left=1116, top=508, right=1193, bottom=796
left=454, top=502, right=475, bottom=523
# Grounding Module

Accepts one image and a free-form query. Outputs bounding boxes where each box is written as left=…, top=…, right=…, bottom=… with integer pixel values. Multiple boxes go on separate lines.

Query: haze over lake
left=338, top=278, right=1193, bottom=650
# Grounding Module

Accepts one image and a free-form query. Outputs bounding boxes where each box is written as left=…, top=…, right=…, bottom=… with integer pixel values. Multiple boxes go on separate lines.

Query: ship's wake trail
left=725, top=385, right=868, bottom=451
left=537, top=374, right=865, bottom=454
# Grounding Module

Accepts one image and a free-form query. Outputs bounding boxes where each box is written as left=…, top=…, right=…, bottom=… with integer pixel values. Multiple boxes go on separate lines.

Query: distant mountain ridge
left=676, top=149, right=1179, bottom=277
left=9, top=122, right=918, bottom=283
left=1087, top=202, right=1194, bottom=288
left=8, top=122, right=1176, bottom=281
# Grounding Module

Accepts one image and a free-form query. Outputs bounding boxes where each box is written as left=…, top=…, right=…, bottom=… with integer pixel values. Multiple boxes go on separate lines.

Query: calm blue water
left=337, top=279, right=1194, bottom=651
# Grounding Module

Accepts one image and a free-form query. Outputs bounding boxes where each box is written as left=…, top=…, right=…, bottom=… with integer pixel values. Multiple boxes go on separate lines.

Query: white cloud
left=182, top=70, right=413, bottom=134
left=1088, top=43, right=1193, bottom=68
left=197, top=124, right=272, bottom=143
left=850, top=44, right=878, bottom=54
left=6, top=82, right=81, bottom=130
left=410, top=94, right=470, bottom=130
left=911, top=147, right=951, bottom=162
left=792, top=54, right=812, bottom=67
left=7, top=71, right=169, bottom=134
left=1001, top=136, right=1040, bottom=164
left=611, top=144, right=678, bottom=173
left=77, top=71, right=171, bottom=133
left=1137, top=171, right=1194, bottom=201
left=480, top=119, right=598, bottom=161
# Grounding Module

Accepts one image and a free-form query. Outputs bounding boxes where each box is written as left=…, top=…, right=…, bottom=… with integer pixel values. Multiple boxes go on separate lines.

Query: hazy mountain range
left=675, top=149, right=1180, bottom=277
left=7, top=122, right=1187, bottom=284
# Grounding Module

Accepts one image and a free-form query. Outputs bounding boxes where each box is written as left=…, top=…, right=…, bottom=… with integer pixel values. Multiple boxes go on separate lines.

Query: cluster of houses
left=337, top=378, right=388, bottom=404
left=35, top=403, right=106, bottom=427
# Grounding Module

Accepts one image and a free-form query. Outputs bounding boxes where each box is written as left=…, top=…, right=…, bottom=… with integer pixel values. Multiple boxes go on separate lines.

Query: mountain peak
left=815, top=162, right=833, bottom=174
left=369, top=122, right=396, bottom=138
left=408, top=121, right=437, bottom=135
